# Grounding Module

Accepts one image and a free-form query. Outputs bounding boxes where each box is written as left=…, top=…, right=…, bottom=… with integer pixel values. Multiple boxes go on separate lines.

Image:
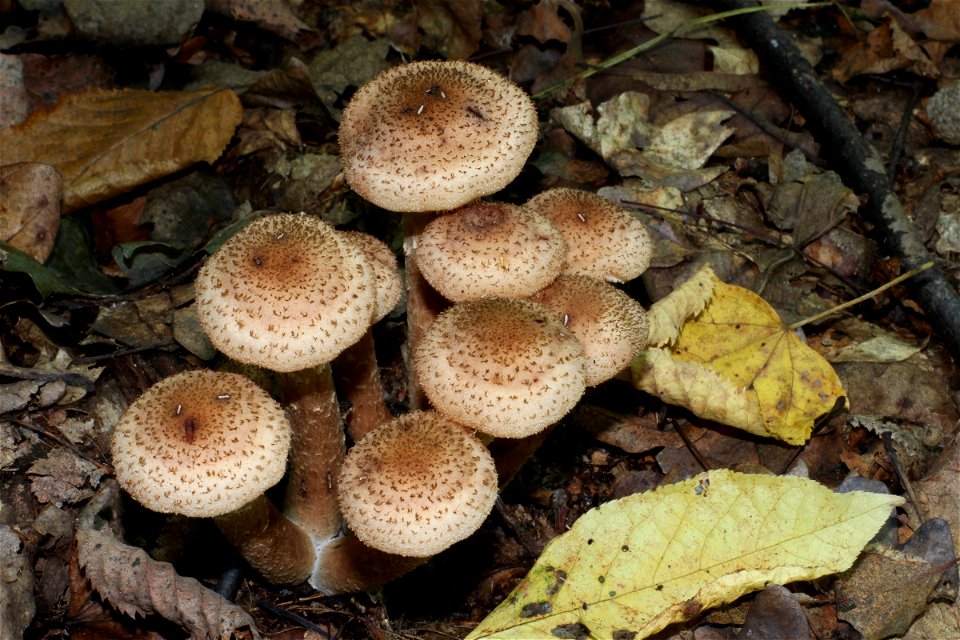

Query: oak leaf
left=467, top=470, right=902, bottom=640
left=633, top=267, right=845, bottom=444
left=0, top=88, right=242, bottom=212
left=76, top=527, right=259, bottom=639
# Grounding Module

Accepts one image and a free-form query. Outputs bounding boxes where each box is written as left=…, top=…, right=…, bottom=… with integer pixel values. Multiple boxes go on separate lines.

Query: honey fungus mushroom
left=111, top=370, right=314, bottom=584
left=526, top=188, right=653, bottom=283
left=416, top=201, right=567, bottom=301
left=195, top=213, right=376, bottom=372
left=337, top=411, right=498, bottom=557
left=414, top=298, right=588, bottom=438
left=530, top=275, right=650, bottom=386
left=338, top=60, right=538, bottom=212
left=195, top=213, right=378, bottom=550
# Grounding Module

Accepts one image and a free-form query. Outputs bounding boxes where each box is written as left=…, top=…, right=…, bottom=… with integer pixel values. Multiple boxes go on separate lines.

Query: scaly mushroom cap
left=338, top=60, right=538, bottom=212
left=111, top=370, right=291, bottom=518
left=526, top=188, right=652, bottom=283
left=416, top=202, right=567, bottom=301
left=415, top=299, right=587, bottom=438
left=530, top=275, right=649, bottom=386
left=337, top=410, right=498, bottom=557
left=195, top=213, right=376, bottom=372
left=340, top=230, right=402, bottom=323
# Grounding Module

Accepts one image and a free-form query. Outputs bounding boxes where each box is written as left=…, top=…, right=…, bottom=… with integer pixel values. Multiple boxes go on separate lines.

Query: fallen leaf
left=838, top=546, right=941, bottom=640
left=833, top=17, right=940, bottom=84
left=633, top=267, right=846, bottom=444
left=0, top=163, right=62, bottom=262
left=76, top=527, right=261, bottom=640
left=0, top=88, right=242, bottom=212
left=205, top=0, right=318, bottom=47
left=552, top=93, right=732, bottom=191
left=467, top=470, right=903, bottom=639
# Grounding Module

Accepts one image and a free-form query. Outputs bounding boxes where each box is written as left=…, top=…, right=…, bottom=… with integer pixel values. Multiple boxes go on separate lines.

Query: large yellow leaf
left=0, top=88, right=242, bottom=212
left=467, top=470, right=902, bottom=640
left=633, top=268, right=845, bottom=444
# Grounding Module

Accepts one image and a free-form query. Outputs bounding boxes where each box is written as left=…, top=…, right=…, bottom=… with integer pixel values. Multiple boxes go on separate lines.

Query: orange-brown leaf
left=0, top=88, right=242, bottom=212
left=0, top=162, right=61, bottom=261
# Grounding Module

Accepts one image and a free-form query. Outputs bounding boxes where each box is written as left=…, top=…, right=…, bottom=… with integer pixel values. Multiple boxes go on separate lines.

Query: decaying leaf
left=0, top=162, right=61, bottom=262
left=552, top=92, right=733, bottom=190
left=0, top=88, right=242, bottom=212
left=633, top=267, right=846, bottom=444
left=467, top=470, right=903, bottom=640
left=646, top=266, right=717, bottom=346
left=76, top=527, right=260, bottom=639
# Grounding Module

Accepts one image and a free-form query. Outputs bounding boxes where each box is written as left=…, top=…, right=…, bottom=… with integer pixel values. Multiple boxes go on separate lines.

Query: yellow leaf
left=0, top=88, right=242, bottom=212
left=467, top=470, right=902, bottom=640
left=646, top=266, right=717, bottom=346
left=633, top=272, right=845, bottom=444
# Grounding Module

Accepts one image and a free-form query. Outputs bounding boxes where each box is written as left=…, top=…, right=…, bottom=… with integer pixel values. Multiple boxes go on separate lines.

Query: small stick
left=789, top=262, right=934, bottom=331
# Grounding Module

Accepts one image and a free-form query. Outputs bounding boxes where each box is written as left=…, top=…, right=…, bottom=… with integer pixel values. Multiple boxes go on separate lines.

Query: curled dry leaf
left=467, top=470, right=903, bottom=640
left=0, top=162, right=61, bottom=262
left=633, top=268, right=846, bottom=444
left=75, top=527, right=260, bottom=640
left=0, top=88, right=242, bottom=212
left=646, top=265, right=717, bottom=346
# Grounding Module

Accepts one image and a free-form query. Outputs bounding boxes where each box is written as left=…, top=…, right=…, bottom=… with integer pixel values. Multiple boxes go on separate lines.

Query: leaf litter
left=1, top=1, right=958, bottom=639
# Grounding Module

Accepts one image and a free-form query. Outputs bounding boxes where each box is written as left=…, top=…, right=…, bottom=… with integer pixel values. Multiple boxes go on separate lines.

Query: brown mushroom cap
left=340, top=230, right=402, bottom=323
left=530, top=275, right=649, bottom=386
left=526, top=188, right=652, bottom=283
left=337, top=411, right=498, bottom=557
left=338, top=60, right=538, bottom=212
left=416, top=202, right=567, bottom=301
left=414, top=299, right=587, bottom=438
left=111, top=370, right=291, bottom=518
left=195, top=213, right=376, bottom=372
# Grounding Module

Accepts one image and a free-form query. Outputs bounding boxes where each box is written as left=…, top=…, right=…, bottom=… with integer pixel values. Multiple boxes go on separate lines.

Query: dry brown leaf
left=76, top=527, right=260, bottom=640
left=0, top=88, right=242, bottom=213
left=205, top=0, right=318, bottom=47
left=0, top=162, right=61, bottom=261
left=833, top=17, right=940, bottom=83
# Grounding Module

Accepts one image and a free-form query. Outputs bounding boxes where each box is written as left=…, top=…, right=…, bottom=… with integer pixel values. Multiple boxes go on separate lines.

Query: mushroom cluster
left=110, top=58, right=656, bottom=597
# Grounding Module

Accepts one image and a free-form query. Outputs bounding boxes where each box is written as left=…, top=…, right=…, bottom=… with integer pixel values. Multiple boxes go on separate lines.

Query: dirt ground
left=1, top=1, right=958, bottom=639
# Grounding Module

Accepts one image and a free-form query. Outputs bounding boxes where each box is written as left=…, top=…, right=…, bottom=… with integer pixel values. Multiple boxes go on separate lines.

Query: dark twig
left=256, top=597, right=336, bottom=639
left=887, top=83, right=923, bottom=185
left=880, top=432, right=923, bottom=521
left=711, top=0, right=960, bottom=359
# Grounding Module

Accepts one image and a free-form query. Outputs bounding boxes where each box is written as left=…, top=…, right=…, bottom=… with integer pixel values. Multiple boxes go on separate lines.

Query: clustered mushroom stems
left=110, top=59, right=654, bottom=597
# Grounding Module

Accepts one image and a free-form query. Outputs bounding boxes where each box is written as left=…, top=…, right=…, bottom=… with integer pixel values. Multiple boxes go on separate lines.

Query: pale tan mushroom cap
left=337, top=411, right=498, bottom=557
left=415, top=299, right=587, bottom=438
left=530, top=275, right=649, bottom=386
left=526, top=188, right=652, bottom=283
left=338, top=60, right=538, bottom=212
left=340, top=230, right=402, bottom=323
left=416, top=202, right=567, bottom=301
left=195, top=214, right=376, bottom=372
left=111, top=370, right=290, bottom=518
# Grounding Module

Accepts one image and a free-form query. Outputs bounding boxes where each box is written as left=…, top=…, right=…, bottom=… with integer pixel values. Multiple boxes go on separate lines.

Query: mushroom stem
left=309, top=534, right=426, bottom=595
left=402, top=213, right=448, bottom=411
left=280, top=365, right=345, bottom=541
left=333, top=331, right=392, bottom=441
left=214, top=494, right=316, bottom=585
left=489, top=425, right=558, bottom=490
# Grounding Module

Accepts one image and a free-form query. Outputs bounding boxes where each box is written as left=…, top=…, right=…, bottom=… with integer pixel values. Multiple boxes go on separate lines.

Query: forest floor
left=1, top=1, right=958, bottom=639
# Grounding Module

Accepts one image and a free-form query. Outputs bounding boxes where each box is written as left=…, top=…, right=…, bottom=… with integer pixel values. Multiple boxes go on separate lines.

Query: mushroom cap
left=337, top=411, right=498, bottom=557
left=195, top=213, right=376, bottom=372
left=416, top=202, right=567, bottom=301
left=526, top=188, right=652, bottom=283
left=338, top=60, right=538, bottom=212
left=111, top=370, right=291, bottom=518
left=340, top=230, right=402, bottom=323
left=530, top=275, right=649, bottom=386
left=414, top=298, right=587, bottom=438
